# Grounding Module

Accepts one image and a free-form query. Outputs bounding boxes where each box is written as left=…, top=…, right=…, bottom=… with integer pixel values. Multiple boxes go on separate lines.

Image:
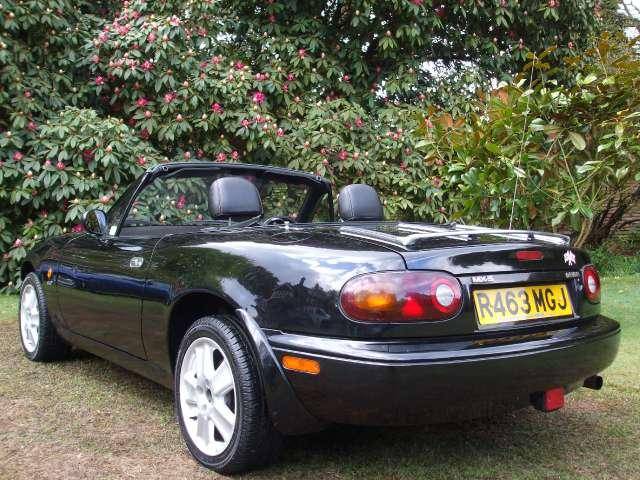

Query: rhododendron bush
left=0, top=0, right=625, bottom=289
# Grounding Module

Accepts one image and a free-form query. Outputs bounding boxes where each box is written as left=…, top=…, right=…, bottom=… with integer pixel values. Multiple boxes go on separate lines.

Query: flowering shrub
left=0, top=108, right=161, bottom=289
left=0, top=0, right=626, bottom=289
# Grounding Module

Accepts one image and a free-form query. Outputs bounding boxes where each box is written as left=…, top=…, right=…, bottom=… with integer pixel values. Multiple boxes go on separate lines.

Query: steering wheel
left=263, top=216, right=291, bottom=226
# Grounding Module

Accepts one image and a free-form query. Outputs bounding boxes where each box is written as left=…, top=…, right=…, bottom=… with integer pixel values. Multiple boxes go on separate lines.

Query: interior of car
left=114, top=167, right=383, bottom=238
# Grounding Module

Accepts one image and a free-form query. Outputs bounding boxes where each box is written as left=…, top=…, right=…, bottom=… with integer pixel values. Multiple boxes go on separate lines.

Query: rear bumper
left=267, top=315, right=620, bottom=426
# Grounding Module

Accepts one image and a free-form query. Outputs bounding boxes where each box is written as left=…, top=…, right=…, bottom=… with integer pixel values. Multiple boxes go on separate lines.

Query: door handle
left=129, top=257, right=144, bottom=268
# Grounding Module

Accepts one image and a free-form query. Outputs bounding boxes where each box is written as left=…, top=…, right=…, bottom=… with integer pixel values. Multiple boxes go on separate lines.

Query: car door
left=56, top=232, right=158, bottom=358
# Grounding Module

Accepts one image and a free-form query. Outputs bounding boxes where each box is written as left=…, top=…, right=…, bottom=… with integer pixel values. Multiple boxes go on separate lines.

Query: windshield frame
left=108, top=162, right=334, bottom=236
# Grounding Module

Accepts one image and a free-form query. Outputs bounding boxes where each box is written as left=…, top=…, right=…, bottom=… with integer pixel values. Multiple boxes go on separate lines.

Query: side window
left=309, top=192, right=333, bottom=222
left=106, top=182, right=138, bottom=235
left=125, top=177, right=211, bottom=226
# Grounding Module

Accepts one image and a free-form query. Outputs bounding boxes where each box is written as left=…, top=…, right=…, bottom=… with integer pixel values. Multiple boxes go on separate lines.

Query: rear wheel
left=19, top=272, right=70, bottom=361
left=174, top=316, right=281, bottom=474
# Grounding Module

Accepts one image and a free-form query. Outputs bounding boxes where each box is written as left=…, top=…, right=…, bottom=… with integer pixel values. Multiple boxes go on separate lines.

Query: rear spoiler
left=340, top=223, right=570, bottom=248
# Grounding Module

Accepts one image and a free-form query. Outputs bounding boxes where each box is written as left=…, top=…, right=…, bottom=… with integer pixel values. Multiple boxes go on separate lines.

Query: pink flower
left=137, top=156, right=146, bottom=166
left=354, top=117, right=364, bottom=128
left=287, top=73, right=295, bottom=81
left=141, top=60, right=154, bottom=71
left=216, top=152, right=227, bottom=162
left=98, top=31, right=109, bottom=43
left=72, top=223, right=85, bottom=233
left=268, top=14, right=276, bottom=23
left=44, top=159, right=52, bottom=167
left=342, top=74, right=350, bottom=82
left=116, top=24, right=130, bottom=36
left=252, top=91, right=266, bottom=104
left=211, top=55, right=222, bottom=65
left=411, top=0, right=424, bottom=4
left=95, top=76, right=105, bottom=86
left=163, top=91, right=176, bottom=103
left=176, top=195, right=187, bottom=209
left=548, top=0, right=559, bottom=7
left=255, top=72, right=267, bottom=81
left=276, top=128, right=284, bottom=137
left=169, top=15, right=181, bottom=26
left=137, top=97, right=149, bottom=107
left=13, top=151, right=23, bottom=161
left=231, top=150, right=239, bottom=160
left=82, top=149, right=94, bottom=162
left=27, top=121, right=37, bottom=131
left=298, top=48, right=306, bottom=59
left=147, top=32, right=157, bottom=43
left=338, top=150, right=349, bottom=161
left=144, top=110, right=153, bottom=118
left=140, top=128, right=150, bottom=140
left=13, top=238, right=22, bottom=248
left=241, top=118, right=251, bottom=128
left=100, top=195, right=110, bottom=204
left=568, top=41, right=575, bottom=49
left=56, top=161, right=65, bottom=170
left=234, top=61, right=245, bottom=70
left=211, top=102, right=223, bottom=113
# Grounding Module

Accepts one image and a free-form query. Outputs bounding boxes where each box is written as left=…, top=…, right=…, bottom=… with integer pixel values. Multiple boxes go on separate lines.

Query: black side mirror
left=82, top=209, right=108, bottom=236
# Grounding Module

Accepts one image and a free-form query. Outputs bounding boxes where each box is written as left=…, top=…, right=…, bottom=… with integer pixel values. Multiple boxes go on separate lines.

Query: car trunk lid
left=325, top=222, right=597, bottom=336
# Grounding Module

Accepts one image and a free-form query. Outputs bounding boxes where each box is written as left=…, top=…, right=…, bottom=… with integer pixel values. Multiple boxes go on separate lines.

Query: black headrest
left=338, top=184, right=383, bottom=221
left=209, top=177, right=262, bottom=219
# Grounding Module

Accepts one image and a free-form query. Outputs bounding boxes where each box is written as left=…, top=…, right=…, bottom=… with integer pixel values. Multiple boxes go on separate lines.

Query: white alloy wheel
left=20, top=284, right=40, bottom=353
left=179, top=337, right=237, bottom=456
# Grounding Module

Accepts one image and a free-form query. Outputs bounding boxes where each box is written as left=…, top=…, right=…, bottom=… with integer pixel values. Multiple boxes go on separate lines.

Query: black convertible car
left=19, top=162, right=620, bottom=473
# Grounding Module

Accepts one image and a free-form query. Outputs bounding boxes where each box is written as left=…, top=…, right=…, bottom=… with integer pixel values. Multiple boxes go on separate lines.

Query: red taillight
left=582, top=265, right=601, bottom=303
left=515, top=250, right=544, bottom=261
left=339, top=271, right=462, bottom=323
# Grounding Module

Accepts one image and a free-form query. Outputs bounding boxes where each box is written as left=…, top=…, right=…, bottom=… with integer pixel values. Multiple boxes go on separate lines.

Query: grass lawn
left=0, top=276, right=638, bottom=479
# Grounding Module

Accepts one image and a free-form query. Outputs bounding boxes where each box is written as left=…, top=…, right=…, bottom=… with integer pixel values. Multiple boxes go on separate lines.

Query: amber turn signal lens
left=281, top=355, right=320, bottom=375
left=46, top=268, right=53, bottom=280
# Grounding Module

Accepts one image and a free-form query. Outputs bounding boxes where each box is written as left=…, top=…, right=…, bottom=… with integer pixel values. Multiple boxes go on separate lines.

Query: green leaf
left=568, top=132, right=586, bottom=151
left=551, top=211, right=566, bottom=227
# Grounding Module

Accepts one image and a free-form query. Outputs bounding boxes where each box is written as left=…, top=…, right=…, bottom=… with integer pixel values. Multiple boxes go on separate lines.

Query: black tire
left=19, top=272, right=70, bottom=362
left=174, top=315, right=282, bottom=474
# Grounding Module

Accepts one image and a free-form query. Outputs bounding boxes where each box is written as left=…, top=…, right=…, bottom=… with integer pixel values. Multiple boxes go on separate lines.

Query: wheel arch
left=167, top=290, right=244, bottom=373
left=21, top=261, right=35, bottom=281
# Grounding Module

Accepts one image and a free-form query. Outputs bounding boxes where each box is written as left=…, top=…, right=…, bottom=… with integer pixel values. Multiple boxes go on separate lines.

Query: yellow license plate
left=473, top=284, right=573, bottom=326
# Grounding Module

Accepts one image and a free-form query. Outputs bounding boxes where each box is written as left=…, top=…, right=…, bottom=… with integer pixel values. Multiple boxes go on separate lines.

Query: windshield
left=122, top=170, right=329, bottom=228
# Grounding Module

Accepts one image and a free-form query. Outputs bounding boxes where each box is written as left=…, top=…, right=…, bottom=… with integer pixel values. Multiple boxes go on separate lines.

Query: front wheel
left=19, top=272, right=70, bottom=362
left=174, top=316, right=281, bottom=474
